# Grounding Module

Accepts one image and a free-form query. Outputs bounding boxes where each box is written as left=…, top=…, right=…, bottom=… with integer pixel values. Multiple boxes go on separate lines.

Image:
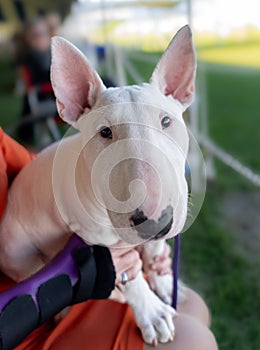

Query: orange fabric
left=0, top=127, right=35, bottom=220
left=0, top=128, right=144, bottom=350
left=15, top=301, right=143, bottom=350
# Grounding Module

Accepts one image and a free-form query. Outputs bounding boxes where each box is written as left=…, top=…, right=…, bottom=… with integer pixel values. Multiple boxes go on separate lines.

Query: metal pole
left=187, top=0, right=192, bottom=28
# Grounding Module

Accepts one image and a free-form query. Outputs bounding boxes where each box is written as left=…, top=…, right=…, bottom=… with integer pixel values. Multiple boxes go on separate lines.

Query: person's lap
left=177, top=287, right=211, bottom=326
left=144, top=287, right=218, bottom=350
left=143, top=314, right=218, bottom=350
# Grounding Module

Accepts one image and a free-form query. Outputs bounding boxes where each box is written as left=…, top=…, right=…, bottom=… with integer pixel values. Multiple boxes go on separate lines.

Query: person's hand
left=110, top=241, right=142, bottom=284
left=109, top=241, right=142, bottom=303
left=148, top=243, right=172, bottom=276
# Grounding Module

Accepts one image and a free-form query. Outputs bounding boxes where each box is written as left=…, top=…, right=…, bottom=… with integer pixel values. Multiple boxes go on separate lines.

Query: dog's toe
left=148, top=273, right=173, bottom=305
left=141, top=322, right=157, bottom=344
left=163, top=308, right=175, bottom=334
left=138, top=303, right=176, bottom=345
left=154, top=317, right=172, bottom=343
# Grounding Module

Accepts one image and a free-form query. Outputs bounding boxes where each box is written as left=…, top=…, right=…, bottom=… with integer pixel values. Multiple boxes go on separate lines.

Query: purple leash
left=172, top=234, right=180, bottom=310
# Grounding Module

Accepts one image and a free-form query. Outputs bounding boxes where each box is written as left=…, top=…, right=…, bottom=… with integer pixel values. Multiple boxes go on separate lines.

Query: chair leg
left=46, top=117, right=61, bottom=141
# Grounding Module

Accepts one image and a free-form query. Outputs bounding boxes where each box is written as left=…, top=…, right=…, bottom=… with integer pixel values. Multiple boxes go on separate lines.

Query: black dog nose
left=129, top=205, right=173, bottom=240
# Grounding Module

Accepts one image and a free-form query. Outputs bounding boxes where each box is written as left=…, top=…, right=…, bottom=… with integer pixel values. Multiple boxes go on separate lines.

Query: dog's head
left=51, top=25, right=196, bottom=245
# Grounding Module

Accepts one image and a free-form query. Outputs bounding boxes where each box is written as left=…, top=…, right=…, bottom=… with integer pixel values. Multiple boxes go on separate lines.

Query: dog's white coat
left=0, top=26, right=196, bottom=344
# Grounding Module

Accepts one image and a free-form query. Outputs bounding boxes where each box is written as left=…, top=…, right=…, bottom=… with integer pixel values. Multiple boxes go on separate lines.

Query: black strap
left=0, top=295, right=38, bottom=350
left=38, top=275, right=73, bottom=324
left=71, top=245, right=97, bottom=304
left=72, top=245, right=115, bottom=303
left=91, top=246, right=116, bottom=300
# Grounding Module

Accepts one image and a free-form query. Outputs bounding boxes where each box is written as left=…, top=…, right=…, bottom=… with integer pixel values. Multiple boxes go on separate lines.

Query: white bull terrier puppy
left=0, top=25, right=196, bottom=345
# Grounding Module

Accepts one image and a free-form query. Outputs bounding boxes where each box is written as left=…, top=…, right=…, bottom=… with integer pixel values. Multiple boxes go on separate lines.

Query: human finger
left=150, top=256, right=172, bottom=275
left=113, top=249, right=142, bottom=284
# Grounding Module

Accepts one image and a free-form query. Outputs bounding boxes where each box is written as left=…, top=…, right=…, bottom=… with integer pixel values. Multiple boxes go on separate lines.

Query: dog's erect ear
left=150, top=25, right=196, bottom=109
left=51, top=37, right=105, bottom=125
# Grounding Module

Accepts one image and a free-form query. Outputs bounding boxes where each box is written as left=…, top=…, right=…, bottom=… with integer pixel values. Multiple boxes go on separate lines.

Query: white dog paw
left=149, top=273, right=187, bottom=305
left=124, top=272, right=177, bottom=344
left=149, top=272, right=173, bottom=305
left=134, top=292, right=176, bottom=344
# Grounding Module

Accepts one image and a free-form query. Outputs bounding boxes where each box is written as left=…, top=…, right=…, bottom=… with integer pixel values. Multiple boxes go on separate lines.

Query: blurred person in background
left=45, top=12, right=61, bottom=37
left=14, top=16, right=56, bottom=144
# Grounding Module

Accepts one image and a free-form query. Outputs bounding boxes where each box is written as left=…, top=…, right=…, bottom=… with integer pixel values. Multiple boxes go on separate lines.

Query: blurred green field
left=199, top=45, right=260, bottom=67
left=0, top=42, right=260, bottom=350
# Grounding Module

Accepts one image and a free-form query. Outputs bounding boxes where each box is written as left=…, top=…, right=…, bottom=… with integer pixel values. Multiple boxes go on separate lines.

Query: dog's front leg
left=122, top=272, right=176, bottom=345
left=142, top=241, right=187, bottom=305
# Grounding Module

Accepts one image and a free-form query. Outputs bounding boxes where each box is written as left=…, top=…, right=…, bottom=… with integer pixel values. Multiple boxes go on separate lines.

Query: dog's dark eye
left=100, top=127, right=112, bottom=139
left=161, top=116, right=171, bottom=129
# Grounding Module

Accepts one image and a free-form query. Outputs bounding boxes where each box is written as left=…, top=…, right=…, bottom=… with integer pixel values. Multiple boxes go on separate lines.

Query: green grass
left=0, top=93, right=22, bottom=127
left=0, top=58, right=22, bottom=128
left=0, top=43, right=260, bottom=349
left=202, top=63, right=260, bottom=169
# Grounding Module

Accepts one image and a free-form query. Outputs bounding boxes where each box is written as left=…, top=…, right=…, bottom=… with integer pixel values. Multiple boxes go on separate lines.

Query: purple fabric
left=172, top=234, right=180, bottom=310
left=0, top=235, right=85, bottom=312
